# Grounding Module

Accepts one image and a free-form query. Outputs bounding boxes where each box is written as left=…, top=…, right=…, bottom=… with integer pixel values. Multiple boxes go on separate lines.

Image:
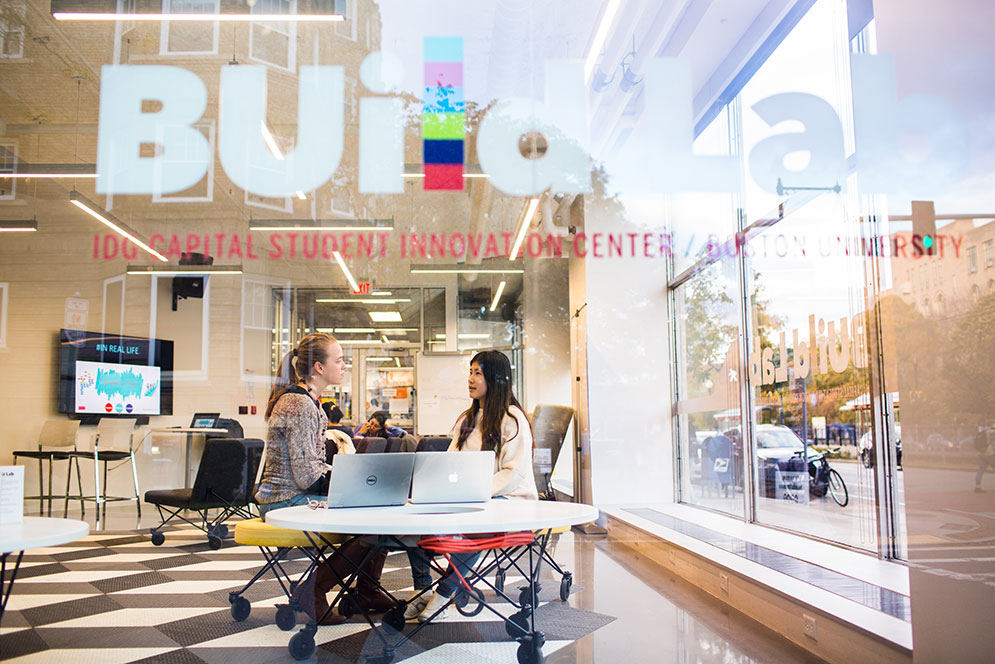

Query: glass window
left=674, top=260, right=744, bottom=517
left=160, top=0, right=219, bottom=55
left=968, top=246, right=978, bottom=273
left=984, top=240, right=993, bottom=268
left=250, top=0, right=296, bottom=71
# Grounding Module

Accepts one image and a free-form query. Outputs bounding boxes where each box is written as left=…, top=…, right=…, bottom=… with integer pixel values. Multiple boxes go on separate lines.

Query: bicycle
left=795, top=447, right=849, bottom=507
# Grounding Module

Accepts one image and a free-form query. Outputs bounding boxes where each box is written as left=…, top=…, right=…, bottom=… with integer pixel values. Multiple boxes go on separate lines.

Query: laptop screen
left=190, top=413, right=220, bottom=429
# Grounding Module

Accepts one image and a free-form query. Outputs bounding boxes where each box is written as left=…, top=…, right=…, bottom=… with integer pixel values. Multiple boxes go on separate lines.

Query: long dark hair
left=265, top=332, right=336, bottom=419
left=455, top=350, right=531, bottom=456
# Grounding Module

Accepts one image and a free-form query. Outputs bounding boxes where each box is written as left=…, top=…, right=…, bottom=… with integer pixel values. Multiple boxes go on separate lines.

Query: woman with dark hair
left=409, top=349, right=537, bottom=622
left=255, top=333, right=394, bottom=624
left=354, top=410, right=406, bottom=438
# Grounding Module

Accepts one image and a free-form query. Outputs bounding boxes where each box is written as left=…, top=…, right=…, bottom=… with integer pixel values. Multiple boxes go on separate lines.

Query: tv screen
left=59, top=329, right=174, bottom=416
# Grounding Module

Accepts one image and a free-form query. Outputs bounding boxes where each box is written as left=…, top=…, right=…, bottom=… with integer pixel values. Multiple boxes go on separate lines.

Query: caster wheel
left=455, top=588, right=485, bottom=617
left=505, top=606, right=531, bottom=638
left=382, top=606, right=405, bottom=632
left=516, top=634, right=545, bottom=664
left=150, top=531, right=165, bottom=546
left=208, top=535, right=223, bottom=550
left=230, top=595, right=251, bottom=622
left=276, top=604, right=297, bottom=631
left=289, top=630, right=316, bottom=660
left=495, top=568, right=506, bottom=594
left=559, top=573, right=573, bottom=602
left=212, top=524, right=229, bottom=539
left=518, top=583, right=540, bottom=607
left=338, top=593, right=358, bottom=619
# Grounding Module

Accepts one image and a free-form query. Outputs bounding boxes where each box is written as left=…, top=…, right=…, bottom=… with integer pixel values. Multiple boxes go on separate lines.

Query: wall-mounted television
left=59, top=329, right=174, bottom=418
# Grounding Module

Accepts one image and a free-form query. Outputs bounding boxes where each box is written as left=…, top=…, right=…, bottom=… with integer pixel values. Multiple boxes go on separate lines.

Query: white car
left=754, top=424, right=806, bottom=462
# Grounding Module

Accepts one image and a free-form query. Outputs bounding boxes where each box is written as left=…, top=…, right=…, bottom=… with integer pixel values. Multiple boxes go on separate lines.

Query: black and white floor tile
left=1, top=523, right=613, bottom=663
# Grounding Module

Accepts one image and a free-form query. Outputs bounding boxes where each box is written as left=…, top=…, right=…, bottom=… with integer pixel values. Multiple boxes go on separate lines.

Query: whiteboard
left=415, top=352, right=473, bottom=435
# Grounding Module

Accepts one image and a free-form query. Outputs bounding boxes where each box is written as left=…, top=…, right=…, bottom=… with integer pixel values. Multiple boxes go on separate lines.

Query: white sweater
left=448, top=406, right=538, bottom=500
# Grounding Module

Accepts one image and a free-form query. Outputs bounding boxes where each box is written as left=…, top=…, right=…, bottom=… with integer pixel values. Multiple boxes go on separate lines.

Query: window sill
left=601, top=502, right=912, bottom=649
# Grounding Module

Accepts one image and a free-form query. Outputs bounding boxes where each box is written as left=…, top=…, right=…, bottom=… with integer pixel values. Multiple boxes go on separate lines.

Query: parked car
left=754, top=424, right=806, bottom=462
left=859, top=425, right=902, bottom=468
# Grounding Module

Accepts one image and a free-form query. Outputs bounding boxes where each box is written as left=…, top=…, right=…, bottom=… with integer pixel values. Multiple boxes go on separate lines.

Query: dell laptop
left=190, top=412, right=220, bottom=429
left=326, top=453, right=415, bottom=508
left=410, top=451, right=494, bottom=504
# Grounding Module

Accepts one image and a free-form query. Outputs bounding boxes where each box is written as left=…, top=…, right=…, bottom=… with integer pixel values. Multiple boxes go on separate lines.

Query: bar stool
left=11, top=420, right=83, bottom=516
left=67, top=417, right=141, bottom=524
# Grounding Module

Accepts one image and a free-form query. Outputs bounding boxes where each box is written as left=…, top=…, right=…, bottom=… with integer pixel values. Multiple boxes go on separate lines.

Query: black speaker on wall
left=172, top=252, right=212, bottom=311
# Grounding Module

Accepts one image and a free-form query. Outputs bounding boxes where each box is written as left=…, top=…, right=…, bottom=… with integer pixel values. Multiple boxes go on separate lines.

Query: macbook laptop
left=410, top=451, right=494, bottom=504
left=190, top=413, right=220, bottom=429
left=326, top=453, right=415, bottom=508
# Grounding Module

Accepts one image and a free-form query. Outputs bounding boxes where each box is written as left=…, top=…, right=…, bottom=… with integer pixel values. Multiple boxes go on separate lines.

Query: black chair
left=355, top=437, right=387, bottom=454
left=530, top=405, right=574, bottom=500
left=145, top=438, right=263, bottom=549
left=212, top=418, right=245, bottom=439
left=415, top=436, right=452, bottom=452
left=385, top=437, right=404, bottom=453
left=329, top=424, right=354, bottom=437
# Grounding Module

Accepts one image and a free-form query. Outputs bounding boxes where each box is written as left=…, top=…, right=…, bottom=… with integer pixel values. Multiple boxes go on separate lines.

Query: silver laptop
left=410, top=451, right=494, bottom=504
left=326, top=453, right=415, bottom=508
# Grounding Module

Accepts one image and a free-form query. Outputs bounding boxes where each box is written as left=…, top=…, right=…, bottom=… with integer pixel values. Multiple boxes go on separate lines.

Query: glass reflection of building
left=1, top=0, right=992, bottom=661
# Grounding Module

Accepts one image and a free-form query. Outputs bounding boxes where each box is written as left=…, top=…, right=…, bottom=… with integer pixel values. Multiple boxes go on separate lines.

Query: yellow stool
left=229, top=518, right=350, bottom=629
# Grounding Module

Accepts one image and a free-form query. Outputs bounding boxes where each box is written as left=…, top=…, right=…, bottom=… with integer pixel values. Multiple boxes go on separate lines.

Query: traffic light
left=912, top=200, right=937, bottom=256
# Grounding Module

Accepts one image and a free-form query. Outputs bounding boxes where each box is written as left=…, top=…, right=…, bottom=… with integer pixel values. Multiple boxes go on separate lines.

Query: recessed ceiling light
left=369, top=311, right=402, bottom=323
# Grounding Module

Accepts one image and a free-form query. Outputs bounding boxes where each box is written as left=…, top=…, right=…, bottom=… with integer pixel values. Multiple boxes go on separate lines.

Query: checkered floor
left=1, top=523, right=613, bottom=663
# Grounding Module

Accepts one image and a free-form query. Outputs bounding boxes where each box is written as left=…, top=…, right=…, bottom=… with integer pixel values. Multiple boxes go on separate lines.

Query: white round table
left=1, top=517, right=89, bottom=625
left=265, top=500, right=599, bottom=663
left=265, top=500, right=599, bottom=535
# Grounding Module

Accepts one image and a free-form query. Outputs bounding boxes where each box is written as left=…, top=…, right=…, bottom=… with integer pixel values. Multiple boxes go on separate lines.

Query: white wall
left=581, top=210, right=674, bottom=506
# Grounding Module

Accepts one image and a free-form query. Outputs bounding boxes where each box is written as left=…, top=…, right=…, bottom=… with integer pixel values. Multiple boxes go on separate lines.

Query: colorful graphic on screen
left=75, top=360, right=161, bottom=415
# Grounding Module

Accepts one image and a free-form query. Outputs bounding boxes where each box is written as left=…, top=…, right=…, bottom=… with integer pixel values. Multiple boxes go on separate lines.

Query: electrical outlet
left=719, top=573, right=729, bottom=595
left=238, top=406, right=248, bottom=415
left=803, top=614, right=818, bottom=641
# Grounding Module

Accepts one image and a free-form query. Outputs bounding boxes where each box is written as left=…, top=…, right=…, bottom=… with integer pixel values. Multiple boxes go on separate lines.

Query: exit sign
left=354, top=282, right=371, bottom=294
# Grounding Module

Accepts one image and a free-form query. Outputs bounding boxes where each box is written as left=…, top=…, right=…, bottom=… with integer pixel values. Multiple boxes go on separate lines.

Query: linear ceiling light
left=0, top=219, right=38, bottom=232
left=366, top=357, right=394, bottom=362
left=331, top=250, right=360, bottom=293
left=295, top=190, right=307, bottom=200
left=334, top=327, right=376, bottom=333
left=249, top=218, right=393, bottom=231
left=490, top=281, right=507, bottom=312
left=509, top=198, right=541, bottom=260
left=69, top=190, right=167, bottom=262
left=6, top=163, right=97, bottom=178
left=410, top=263, right=523, bottom=275
left=315, top=297, right=411, bottom=304
left=369, top=311, right=402, bottom=323
left=53, top=11, right=344, bottom=22
left=127, top=265, right=243, bottom=275
left=584, top=0, right=622, bottom=82
left=380, top=328, right=415, bottom=335
left=260, top=122, right=284, bottom=160
left=380, top=335, right=390, bottom=344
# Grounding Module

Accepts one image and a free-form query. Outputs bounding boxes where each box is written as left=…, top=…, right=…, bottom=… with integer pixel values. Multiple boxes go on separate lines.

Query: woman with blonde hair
left=255, top=333, right=394, bottom=624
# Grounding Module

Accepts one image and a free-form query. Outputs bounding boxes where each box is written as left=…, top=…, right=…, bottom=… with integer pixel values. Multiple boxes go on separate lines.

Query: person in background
left=254, top=333, right=393, bottom=624
left=353, top=410, right=407, bottom=438
left=409, top=350, right=537, bottom=622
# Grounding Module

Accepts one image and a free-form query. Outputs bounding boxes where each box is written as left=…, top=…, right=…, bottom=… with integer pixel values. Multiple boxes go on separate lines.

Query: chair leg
left=64, top=457, right=71, bottom=518
left=102, top=459, right=109, bottom=524
left=130, top=453, right=141, bottom=518
left=47, top=457, right=54, bottom=517
left=37, top=457, right=44, bottom=515
left=93, top=452, right=101, bottom=528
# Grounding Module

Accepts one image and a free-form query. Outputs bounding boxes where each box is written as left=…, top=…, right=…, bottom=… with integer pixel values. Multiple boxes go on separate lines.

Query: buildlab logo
left=94, top=51, right=969, bottom=200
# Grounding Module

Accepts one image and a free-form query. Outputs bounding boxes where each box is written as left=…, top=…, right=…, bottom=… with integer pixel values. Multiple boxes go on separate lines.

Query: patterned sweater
left=254, top=388, right=328, bottom=504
